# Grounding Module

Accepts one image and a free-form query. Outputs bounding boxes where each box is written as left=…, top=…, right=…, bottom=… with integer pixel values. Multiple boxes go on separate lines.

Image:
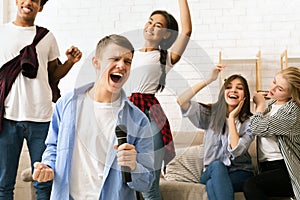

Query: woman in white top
left=243, top=66, right=300, bottom=200
left=127, top=0, right=192, bottom=199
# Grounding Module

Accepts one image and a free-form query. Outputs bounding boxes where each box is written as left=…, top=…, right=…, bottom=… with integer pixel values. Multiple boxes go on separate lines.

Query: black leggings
left=243, top=159, right=294, bottom=200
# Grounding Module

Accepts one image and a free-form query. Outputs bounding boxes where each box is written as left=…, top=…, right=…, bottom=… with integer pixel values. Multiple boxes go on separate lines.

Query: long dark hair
left=209, top=74, right=252, bottom=133
left=150, top=10, right=179, bottom=92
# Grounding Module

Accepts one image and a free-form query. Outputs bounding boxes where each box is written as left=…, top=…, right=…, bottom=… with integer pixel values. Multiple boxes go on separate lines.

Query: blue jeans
left=0, top=119, right=52, bottom=200
left=141, top=116, right=164, bottom=200
left=200, top=160, right=253, bottom=200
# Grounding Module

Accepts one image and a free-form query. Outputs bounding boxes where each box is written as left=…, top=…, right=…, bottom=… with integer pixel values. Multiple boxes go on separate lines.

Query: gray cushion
left=164, top=145, right=204, bottom=183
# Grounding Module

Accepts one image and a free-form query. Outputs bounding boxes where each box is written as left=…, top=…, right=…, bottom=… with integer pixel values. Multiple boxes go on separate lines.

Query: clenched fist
left=32, top=162, right=54, bottom=182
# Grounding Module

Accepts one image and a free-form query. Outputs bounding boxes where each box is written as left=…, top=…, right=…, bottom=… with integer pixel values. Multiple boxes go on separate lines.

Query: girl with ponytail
left=127, top=1, right=192, bottom=199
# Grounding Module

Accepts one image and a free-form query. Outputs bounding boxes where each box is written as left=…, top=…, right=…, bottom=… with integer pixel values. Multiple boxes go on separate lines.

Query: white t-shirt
left=70, top=92, right=121, bottom=199
left=124, top=50, right=173, bottom=94
left=258, top=104, right=284, bottom=162
left=0, top=22, right=60, bottom=122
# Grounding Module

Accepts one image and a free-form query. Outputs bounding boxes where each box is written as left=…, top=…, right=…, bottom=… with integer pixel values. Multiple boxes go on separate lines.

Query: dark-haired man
left=0, top=0, right=81, bottom=199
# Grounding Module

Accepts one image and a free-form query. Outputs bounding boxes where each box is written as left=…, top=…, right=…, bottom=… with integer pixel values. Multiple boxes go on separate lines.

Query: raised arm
left=177, top=64, right=225, bottom=111
left=48, top=46, right=82, bottom=83
left=170, top=0, right=192, bottom=65
left=252, top=92, right=266, bottom=113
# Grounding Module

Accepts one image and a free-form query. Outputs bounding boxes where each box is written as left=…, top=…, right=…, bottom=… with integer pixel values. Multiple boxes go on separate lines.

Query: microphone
left=115, top=124, right=132, bottom=183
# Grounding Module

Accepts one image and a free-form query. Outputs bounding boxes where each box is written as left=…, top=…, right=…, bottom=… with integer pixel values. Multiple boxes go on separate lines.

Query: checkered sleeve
left=250, top=101, right=300, bottom=137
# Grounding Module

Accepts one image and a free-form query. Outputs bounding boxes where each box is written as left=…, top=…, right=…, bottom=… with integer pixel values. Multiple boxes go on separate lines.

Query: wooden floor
left=14, top=142, right=35, bottom=200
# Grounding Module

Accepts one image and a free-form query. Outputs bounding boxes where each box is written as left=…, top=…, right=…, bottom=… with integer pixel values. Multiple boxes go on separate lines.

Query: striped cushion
left=164, top=145, right=204, bottom=183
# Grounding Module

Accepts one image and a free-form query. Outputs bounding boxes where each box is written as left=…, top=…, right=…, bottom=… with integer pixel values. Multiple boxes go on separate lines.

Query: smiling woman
left=177, top=64, right=254, bottom=200
left=125, top=1, right=192, bottom=199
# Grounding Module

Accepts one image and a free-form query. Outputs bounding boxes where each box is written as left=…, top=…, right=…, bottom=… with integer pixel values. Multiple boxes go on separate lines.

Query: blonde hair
left=280, top=66, right=300, bottom=106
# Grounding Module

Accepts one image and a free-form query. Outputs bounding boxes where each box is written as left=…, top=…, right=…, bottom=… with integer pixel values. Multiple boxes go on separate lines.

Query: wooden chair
left=218, top=50, right=262, bottom=91
left=280, top=49, right=300, bottom=70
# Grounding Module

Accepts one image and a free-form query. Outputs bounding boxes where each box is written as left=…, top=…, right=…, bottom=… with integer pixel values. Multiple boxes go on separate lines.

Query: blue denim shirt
left=183, top=101, right=254, bottom=172
left=42, top=83, right=155, bottom=200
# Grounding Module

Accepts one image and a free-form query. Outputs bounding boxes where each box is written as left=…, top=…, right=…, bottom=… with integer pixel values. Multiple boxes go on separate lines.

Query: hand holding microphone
left=115, top=125, right=137, bottom=183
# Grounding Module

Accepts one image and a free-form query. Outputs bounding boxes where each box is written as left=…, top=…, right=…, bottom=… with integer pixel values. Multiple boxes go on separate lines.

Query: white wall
left=3, top=0, right=300, bottom=131
left=0, top=1, right=3, bottom=24
left=0, top=0, right=8, bottom=24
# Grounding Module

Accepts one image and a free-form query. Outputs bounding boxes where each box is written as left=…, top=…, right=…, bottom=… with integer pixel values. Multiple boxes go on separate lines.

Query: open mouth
left=229, top=94, right=238, bottom=99
left=110, top=73, right=123, bottom=83
left=145, top=29, right=153, bottom=36
left=22, top=7, right=32, bottom=14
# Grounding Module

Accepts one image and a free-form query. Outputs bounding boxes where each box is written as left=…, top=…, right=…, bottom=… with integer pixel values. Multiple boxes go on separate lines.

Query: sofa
left=158, top=130, right=251, bottom=200
left=159, top=130, right=293, bottom=200
left=22, top=130, right=292, bottom=200
left=22, top=130, right=219, bottom=200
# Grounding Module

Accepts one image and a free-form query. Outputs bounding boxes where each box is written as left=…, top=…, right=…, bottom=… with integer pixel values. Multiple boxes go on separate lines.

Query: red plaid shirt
left=128, top=93, right=175, bottom=164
